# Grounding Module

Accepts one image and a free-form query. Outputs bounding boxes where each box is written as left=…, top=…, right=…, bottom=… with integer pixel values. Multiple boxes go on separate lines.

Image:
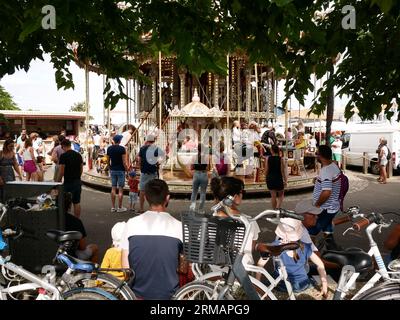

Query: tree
left=69, top=102, right=93, bottom=120
left=0, top=0, right=399, bottom=124
left=0, top=85, right=20, bottom=110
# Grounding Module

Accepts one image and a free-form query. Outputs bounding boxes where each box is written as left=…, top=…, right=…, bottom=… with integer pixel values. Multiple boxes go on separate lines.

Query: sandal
left=379, top=181, right=387, bottom=184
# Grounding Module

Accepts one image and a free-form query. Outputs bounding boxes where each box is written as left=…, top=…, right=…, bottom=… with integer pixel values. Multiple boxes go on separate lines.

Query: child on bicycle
left=273, top=217, right=328, bottom=298
left=100, top=221, right=126, bottom=280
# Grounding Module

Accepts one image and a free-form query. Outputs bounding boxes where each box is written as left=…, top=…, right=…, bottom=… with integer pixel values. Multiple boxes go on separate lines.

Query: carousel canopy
left=170, top=89, right=224, bottom=118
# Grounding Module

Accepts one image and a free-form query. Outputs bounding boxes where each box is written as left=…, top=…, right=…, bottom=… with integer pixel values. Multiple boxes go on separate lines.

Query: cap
left=146, top=134, right=155, bottom=142
left=129, top=170, right=137, bottom=177
left=295, top=200, right=322, bottom=215
left=113, top=134, right=123, bottom=144
left=275, top=218, right=304, bottom=242
left=111, top=222, right=126, bottom=248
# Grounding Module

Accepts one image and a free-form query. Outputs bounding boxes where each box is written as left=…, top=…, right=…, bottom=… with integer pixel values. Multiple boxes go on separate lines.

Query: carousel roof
left=170, top=89, right=224, bottom=118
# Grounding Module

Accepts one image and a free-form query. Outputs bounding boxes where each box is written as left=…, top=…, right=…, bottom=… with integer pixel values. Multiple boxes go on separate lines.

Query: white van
left=342, top=125, right=400, bottom=174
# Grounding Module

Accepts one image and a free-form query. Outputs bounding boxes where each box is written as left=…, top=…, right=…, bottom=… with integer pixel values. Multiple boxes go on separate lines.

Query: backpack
left=338, top=171, right=349, bottom=212
left=386, top=146, right=391, bottom=161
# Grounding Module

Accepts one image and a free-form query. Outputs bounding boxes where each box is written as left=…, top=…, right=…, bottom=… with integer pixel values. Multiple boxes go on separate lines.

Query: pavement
left=76, top=168, right=400, bottom=260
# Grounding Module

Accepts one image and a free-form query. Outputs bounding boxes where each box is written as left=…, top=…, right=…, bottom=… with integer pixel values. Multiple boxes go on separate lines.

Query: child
left=36, top=156, right=46, bottom=182
left=100, top=222, right=126, bottom=280
left=128, top=170, right=139, bottom=212
left=274, top=218, right=328, bottom=298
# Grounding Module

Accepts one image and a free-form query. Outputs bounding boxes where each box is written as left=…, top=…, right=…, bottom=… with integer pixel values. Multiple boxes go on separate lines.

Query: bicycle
left=0, top=204, right=116, bottom=300
left=329, top=209, right=400, bottom=300
left=44, top=229, right=136, bottom=300
left=173, top=196, right=305, bottom=300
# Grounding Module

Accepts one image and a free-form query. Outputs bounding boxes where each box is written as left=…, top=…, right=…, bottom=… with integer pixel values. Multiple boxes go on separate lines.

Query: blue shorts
left=139, top=173, right=157, bottom=191
left=307, top=209, right=338, bottom=235
left=16, top=154, right=24, bottom=166
left=110, top=170, right=125, bottom=188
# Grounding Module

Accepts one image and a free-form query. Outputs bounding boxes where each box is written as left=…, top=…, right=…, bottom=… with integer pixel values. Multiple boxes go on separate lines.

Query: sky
left=0, top=54, right=349, bottom=125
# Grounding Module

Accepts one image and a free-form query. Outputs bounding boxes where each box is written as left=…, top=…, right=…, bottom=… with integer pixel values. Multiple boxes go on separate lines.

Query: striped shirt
left=312, top=163, right=341, bottom=213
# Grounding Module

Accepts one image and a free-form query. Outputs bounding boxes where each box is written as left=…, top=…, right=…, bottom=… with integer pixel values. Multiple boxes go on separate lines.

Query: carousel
left=77, top=51, right=315, bottom=194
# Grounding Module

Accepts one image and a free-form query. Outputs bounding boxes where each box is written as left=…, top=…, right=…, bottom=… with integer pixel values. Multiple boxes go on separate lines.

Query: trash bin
left=3, top=181, right=65, bottom=273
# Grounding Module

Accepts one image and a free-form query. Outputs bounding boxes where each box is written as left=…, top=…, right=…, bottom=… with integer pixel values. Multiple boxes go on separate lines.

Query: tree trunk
left=325, top=78, right=334, bottom=147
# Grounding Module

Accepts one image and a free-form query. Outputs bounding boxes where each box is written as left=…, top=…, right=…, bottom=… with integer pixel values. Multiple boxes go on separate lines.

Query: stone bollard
left=342, top=151, right=346, bottom=172
left=363, top=152, right=368, bottom=174
left=387, top=159, right=393, bottom=179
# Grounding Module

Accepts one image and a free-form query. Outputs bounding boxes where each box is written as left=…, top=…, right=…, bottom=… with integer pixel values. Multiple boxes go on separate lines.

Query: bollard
left=362, top=152, right=368, bottom=174
left=342, top=151, right=346, bottom=172
left=387, top=159, right=393, bottom=179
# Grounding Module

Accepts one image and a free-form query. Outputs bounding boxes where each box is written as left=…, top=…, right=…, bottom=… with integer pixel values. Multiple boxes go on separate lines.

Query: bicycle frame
left=0, top=256, right=62, bottom=300
left=334, top=222, right=391, bottom=300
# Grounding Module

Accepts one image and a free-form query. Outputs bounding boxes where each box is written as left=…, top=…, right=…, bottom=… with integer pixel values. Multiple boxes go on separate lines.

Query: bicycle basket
left=181, top=211, right=245, bottom=266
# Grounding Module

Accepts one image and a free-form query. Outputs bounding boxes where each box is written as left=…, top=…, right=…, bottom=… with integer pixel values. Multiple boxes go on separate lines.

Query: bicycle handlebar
left=333, top=215, right=352, bottom=226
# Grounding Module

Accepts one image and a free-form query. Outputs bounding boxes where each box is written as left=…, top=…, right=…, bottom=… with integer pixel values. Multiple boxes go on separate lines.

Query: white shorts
left=129, top=192, right=138, bottom=204
left=380, top=158, right=388, bottom=166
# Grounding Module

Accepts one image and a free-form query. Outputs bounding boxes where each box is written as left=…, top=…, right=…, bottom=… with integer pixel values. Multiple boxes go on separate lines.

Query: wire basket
left=181, top=211, right=245, bottom=266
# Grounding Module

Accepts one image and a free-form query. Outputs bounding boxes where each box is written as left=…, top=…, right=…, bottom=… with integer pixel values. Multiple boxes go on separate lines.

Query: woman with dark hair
left=265, top=144, right=287, bottom=209
left=210, top=176, right=260, bottom=266
left=0, top=139, right=23, bottom=187
left=189, top=143, right=209, bottom=213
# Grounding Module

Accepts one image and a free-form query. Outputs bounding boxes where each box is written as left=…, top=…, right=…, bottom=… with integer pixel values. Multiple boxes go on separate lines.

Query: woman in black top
left=189, top=143, right=209, bottom=213
left=265, top=145, right=287, bottom=209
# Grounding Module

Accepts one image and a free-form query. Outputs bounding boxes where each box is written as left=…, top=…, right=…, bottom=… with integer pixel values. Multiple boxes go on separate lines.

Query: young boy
left=128, top=170, right=139, bottom=212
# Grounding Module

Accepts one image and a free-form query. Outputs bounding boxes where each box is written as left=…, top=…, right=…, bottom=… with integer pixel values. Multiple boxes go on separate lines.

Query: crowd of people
left=2, top=122, right=398, bottom=301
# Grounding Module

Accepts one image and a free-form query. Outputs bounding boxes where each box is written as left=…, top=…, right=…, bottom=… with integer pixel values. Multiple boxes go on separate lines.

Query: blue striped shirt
left=312, top=163, right=341, bottom=213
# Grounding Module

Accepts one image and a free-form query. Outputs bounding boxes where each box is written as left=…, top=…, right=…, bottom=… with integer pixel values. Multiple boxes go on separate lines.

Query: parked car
left=342, top=125, right=400, bottom=175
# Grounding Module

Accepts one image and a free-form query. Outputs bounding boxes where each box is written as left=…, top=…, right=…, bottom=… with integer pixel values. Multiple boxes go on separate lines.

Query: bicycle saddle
left=46, top=230, right=82, bottom=243
left=256, top=242, right=300, bottom=257
left=57, top=253, right=98, bottom=272
left=322, top=249, right=373, bottom=273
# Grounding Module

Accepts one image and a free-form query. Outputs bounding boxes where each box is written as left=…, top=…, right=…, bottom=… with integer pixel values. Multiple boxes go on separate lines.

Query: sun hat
left=111, top=222, right=126, bottom=248
left=295, top=200, right=322, bottom=215
left=275, top=218, right=304, bottom=243
left=113, top=134, right=123, bottom=144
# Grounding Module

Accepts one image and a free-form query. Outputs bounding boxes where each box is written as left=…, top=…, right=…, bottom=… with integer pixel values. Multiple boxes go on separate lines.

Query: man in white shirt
left=310, top=145, right=341, bottom=237
left=121, top=179, right=182, bottom=300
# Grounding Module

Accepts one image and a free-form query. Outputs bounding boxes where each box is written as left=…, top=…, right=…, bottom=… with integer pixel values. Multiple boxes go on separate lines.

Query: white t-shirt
left=120, top=131, right=132, bottom=148
left=242, top=221, right=261, bottom=265
left=232, top=127, right=241, bottom=144
left=312, top=162, right=341, bottom=213
left=308, top=138, right=317, bottom=149
left=93, top=134, right=102, bottom=146
left=331, top=139, right=343, bottom=155
left=381, top=145, right=388, bottom=159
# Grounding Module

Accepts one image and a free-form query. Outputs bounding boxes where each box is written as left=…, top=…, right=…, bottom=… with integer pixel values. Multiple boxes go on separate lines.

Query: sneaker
left=117, top=207, right=128, bottom=213
left=130, top=208, right=136, bottom=213
left=189, top=202, right=196, bottom=211
left=111, top=207, right=117, bottom=213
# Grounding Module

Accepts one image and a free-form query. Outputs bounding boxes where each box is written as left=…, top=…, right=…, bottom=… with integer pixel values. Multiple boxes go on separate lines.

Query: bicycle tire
left=69, top=272, right=136, bottom=300
left=354, top=282, right=400, bottom=300
left=173, top=281, right=234, bottom=300
left=63, top=288, right=117, bottom=300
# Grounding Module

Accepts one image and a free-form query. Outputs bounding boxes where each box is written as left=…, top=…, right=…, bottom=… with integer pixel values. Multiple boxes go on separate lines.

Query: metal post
left=387, top=159, right=393, bottom=178
left=126, top=79, right=130, bottom=126
left=159, top=51, right=162, bottom=130
left=342, top=150, right=346, bottom=172
left=255, top=63, right=259, bottom=124
left=226, top=54, right=230, bottom=130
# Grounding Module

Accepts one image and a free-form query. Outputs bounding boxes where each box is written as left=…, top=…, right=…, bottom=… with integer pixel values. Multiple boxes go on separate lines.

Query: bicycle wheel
left=63, top=288, right=117, bottom=300
left=70, top=273, right=136, bottom=300
left=173, top=281, right=234, bottom=300
left=354, top=282, right=400, bottom=300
